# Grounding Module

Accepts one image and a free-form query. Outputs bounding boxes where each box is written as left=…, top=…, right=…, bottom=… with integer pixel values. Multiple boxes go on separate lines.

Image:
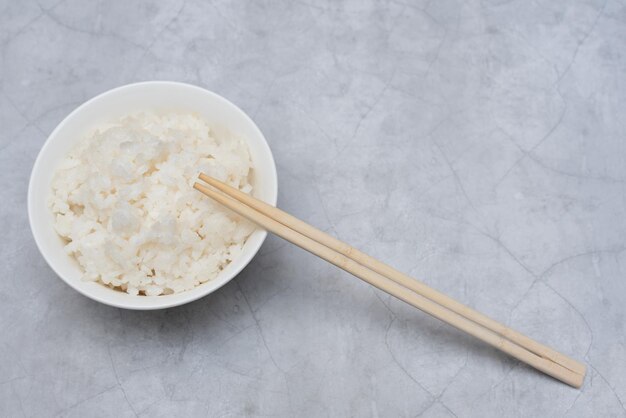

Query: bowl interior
left=28, top=82, right=277, bottom=310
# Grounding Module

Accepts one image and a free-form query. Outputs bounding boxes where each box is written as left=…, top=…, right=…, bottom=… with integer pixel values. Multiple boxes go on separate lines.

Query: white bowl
left=28, top=81, right=277, bottom=310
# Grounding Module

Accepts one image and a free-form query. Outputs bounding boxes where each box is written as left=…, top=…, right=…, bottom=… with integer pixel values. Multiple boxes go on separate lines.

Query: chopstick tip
left=198, top=172, right=211, bottom=183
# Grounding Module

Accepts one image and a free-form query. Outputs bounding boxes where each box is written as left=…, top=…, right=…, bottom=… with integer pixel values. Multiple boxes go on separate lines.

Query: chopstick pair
left=194, top=173, right=586, bottom=388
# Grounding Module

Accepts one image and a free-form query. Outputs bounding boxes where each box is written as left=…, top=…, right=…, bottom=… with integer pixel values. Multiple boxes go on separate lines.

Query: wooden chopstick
left=199, top=173, right=586, bottom=378
left=194, top=175, right=585, bottom=388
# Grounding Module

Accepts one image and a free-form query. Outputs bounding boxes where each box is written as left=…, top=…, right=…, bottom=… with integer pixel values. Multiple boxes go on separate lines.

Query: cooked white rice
left=49, top=112, right=256, bottom=296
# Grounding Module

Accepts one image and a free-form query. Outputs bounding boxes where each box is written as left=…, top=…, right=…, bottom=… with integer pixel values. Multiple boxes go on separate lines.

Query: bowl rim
left=27, top=81, right=278, bottom=310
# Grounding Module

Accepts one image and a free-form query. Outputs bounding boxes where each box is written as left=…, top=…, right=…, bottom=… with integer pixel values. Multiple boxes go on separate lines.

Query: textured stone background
left=1, top=0, right=625, bottom=416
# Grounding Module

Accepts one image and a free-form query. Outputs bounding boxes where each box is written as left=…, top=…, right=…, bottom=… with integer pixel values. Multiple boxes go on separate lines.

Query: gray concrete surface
left=1, top=0, right=625, bottom=416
